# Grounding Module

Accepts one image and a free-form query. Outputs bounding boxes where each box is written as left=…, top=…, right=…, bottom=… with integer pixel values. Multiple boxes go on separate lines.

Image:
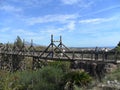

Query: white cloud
left=82, top=5, right=120, bottom=17
left=77, top=15, right=120, bottom=40
left=79, top=17, right=114, bottom=24
left=40, top=27, right=65, bottom=35
left=10, top=0, right=52, bottom=7
left=66, top=21, right=76, bottom=31
left=79, top=18, right=104, bottom=24
left=0, top=28, right=38, bottom=37
left=16, top=30, right=48, bottom=44
left=61, top=0, right=81, bottom=5
left=14, top=29, right=37, bottom=36
left=92, top=5, right=120, bottom=15
left=0, top=5, right=22, bottom=13
left=0, top=27, right=10, bottom=32
left=61, top=0, right=94, bottom=8
left=26, top=14, right=78, bottom=25
left=39, top=21, right=76, bottom=35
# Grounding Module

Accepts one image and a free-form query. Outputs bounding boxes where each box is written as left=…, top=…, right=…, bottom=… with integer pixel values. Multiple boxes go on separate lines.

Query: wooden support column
left=91, top=51, right=93, bottom=60
left=72, top=51, right=75, bottom=60
left=51, top=34, right=54, bottom=58
left=32, top=57, right=36, bottom=70
left=8, top=54, right=14, bottom=72
left=0, top=54, right=2, bottom=69
left=95, top=47, right=98, bottom=60
left=0, top=53, right=4, bottom=70
left=81, top=51, right=83, bottom=60
left=115, top=51, right=118, bottom=63
left=102, top=51, right=105, bottom=61
left=32, top=57, right=44, bottom=70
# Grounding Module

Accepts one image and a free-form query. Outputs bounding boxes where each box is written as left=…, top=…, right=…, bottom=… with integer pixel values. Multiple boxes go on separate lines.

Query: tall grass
left=0, top=61, right=92, bottom=90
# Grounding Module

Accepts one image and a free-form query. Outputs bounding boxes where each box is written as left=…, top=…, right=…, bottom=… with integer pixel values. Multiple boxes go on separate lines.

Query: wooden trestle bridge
left=0, top=35, right=120, bottom=71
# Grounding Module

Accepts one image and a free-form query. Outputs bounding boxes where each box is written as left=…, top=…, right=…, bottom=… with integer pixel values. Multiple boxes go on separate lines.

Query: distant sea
left=69, top=46, right=115, bottom=50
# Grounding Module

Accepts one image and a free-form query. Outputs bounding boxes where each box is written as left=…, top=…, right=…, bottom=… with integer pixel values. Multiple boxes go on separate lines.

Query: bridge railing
left=58, top=50, right=120, bottom=62
left=0, top=47, right=119, bottom=61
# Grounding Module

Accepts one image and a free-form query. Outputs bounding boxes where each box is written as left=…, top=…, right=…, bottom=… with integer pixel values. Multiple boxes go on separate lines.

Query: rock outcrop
left=70, top=61, right=117, bottom=80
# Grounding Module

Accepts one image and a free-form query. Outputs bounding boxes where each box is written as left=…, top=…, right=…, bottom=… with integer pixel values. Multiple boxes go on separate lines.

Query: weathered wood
left=0, top=35, right=120, bottom=71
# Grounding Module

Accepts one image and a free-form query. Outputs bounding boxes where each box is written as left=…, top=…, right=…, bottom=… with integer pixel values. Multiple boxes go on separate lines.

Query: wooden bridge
left=0, top=35, right=120, bottom=71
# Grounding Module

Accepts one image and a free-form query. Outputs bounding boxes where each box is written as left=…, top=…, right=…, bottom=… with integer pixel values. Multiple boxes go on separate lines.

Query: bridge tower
left=39, top=34, right=70, bottom=59
left=32, top=35, right=71, bottom=70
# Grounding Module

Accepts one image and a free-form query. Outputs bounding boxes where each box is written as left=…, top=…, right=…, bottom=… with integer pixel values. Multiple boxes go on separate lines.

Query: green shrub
left=48, top=61, right=71, bottom=72
left=0, top=61, right=93, bottom=90
left=63, top=69, right=92, bottom=90
left=0, top=70, right=11, bottom=90
left=0, top=65, right=65, bottom=90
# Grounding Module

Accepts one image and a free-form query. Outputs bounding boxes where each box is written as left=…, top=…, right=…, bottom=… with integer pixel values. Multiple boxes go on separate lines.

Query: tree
left=114, top=41, right=120, bottom=52
left=117, top=41, right=120, bottom=47
left=14, top=36, right=23, bottom=49
left=12, top=36, right=25, bottom=71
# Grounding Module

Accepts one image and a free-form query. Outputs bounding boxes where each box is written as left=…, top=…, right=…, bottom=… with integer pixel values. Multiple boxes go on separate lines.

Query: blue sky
left=0, top=0, right=120, bottom=47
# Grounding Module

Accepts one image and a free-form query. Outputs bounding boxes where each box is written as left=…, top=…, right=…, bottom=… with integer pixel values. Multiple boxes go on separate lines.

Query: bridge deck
left=0, top=35, right=120, bottom=71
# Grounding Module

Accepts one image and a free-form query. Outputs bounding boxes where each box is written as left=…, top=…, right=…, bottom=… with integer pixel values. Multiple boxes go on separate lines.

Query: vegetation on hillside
left=114, top=41, right=120, bottom=51
left=0, top=61, right=92, bottom=90
left=1, top=36, right=120, bottom=90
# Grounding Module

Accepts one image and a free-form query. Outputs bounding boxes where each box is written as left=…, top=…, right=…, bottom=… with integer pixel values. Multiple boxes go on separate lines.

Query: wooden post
left=51, top=34, right=53, bottom=43
left=91, top=51, right=93, bottom=60
left=31, top=39, right=34, bottom=55
left=0, top=54, right=2, bottom=69
left=102, top=51, right=105, bottom=61
left=31, top=39, right=33, bottom=47
left=95, top=47, right=98, bottom=60
left=29, top=39, right=35, bottom=55
left=10, top=55, right=14, bottom=72
left=104, top=48, right=108, bottom=60
left=51, top=35, right=54, bottom=58
left=60, top=35, right=62, bottom=49
left=115, top=51, right=118, bottom=63
left=81, top=51, right=83, bottom=60
left=72, top=51, right=75, bottom=60
left=32, top=57, right=35, bottom=70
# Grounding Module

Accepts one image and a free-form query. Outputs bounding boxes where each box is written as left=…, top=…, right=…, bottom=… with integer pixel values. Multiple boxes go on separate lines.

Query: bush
left=63, top=69, right=92, bottom=90
left=0, top=62, right=93, bottom=90
left=48, top=61, right=71, bottom=72
left=0, top=65, right=65, bottom=90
